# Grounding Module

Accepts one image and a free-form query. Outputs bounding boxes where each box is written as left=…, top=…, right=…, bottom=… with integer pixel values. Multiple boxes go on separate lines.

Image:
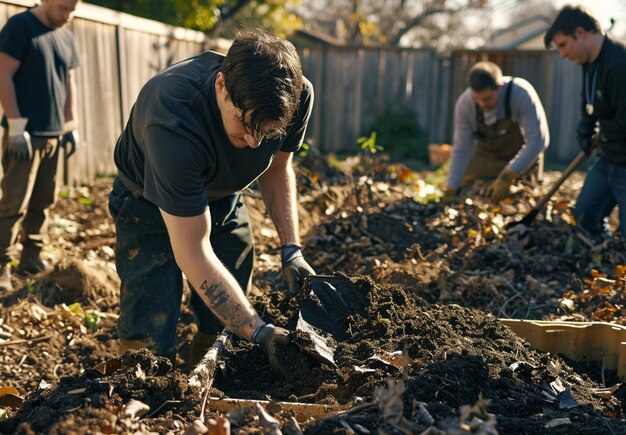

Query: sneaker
left=0, top=263, right=14, bottom=292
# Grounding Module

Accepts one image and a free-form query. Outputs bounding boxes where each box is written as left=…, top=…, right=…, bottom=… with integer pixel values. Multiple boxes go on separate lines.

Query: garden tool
left=505, top=150, right=588, bottom=230
left=299, top=275, right=367, bottom=340
left=294, top=275, right=367, bottom=367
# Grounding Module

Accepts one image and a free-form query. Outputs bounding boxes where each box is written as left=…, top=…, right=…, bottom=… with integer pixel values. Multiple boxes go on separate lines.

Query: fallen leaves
left=560, top=265, right=626, bottom=324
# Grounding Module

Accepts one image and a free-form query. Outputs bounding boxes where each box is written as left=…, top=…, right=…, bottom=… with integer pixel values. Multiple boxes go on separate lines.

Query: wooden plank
left=501, top=319, right=626, bottom=380
left=207, top=397, right=345, bottom=420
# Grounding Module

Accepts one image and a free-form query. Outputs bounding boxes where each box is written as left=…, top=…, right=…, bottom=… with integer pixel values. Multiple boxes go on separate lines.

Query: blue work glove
left=281, top=243, right=315, bottom=295
left=60, top=129, right=78, bottom=158
left=576, top=117, right=596, bottom=155
left=7, top=118, right=33, bottom=160
left=252, top=323, right=292, bottom=377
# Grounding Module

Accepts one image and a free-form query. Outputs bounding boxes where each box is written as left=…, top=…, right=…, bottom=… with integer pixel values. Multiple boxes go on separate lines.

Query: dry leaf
left=256, top=403, right=281, bottom=435
left=123, top=399, right=150, bottom=420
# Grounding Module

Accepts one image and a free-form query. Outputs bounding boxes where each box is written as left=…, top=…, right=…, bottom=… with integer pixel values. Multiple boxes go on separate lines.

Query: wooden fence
left=300, top=44, right=582, bottom=162
left=0, top=0, right=585, bottom=185
left=298, top=46, right=448, bottom=157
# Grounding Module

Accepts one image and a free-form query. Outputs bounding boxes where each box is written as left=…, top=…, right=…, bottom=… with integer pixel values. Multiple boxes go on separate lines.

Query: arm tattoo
left=200, top=280, right=230, bottom=309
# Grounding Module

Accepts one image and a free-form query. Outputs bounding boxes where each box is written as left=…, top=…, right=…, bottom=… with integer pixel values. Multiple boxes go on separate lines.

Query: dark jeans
left=573, top=157, right=626, bottom=236
left=108, top=177, right=254, bottom=356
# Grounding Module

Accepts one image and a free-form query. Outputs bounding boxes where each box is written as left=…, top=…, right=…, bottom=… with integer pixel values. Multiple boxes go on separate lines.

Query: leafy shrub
left=365, top=109, right=428, bottom=162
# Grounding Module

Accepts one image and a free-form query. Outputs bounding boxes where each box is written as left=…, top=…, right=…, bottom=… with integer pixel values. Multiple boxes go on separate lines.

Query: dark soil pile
left=3, top=276, right=626, bottom=434
left=2, top=156, right=626, bottom=434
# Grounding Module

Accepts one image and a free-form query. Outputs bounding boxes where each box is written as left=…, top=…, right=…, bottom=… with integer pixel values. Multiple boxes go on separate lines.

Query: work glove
left=441, top=187, right=458, bottom=202
left=576, top=117, right=597, bottom=155
left=7, top=118, right=33, bottom=160
left=61, top=121, right=79, bottom=158
left=485, top=166, right=518, bottom=201
left=252, top=323, right=292, bottom=377
left=281, top=243, right=315, bottom=295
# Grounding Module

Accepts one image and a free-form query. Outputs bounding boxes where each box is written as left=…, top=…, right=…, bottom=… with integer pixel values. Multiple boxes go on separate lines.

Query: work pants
left=108, top=178, right=254, bottom=357
left=0, top=131, right=62, bottom=263
left=574, top=157, right=626, bottom=236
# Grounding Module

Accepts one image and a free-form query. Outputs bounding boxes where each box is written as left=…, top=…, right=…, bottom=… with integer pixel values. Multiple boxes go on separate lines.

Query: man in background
left=444, top=61, right=549, bottom=202
left=545, top=4, right=626, bottom=237
left=0, top=0, right=80, bottom=292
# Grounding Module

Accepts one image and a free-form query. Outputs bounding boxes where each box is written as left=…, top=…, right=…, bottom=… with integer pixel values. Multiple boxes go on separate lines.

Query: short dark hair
left=544, top=4, right=602, bottom=48
left=467, top=61, right=502, bottom=91
left=221, top=29, right=303, bottom=139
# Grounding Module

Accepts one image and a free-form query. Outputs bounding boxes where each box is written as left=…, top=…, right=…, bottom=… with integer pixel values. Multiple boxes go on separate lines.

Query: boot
left=119, top=337, right=151, bottom=355
left=18, top=246, right=49, bottom=275
left=119, top=338, right=176, bottom=365
left=189, top=331, right=217, bottom=366
left=0, top=263, right=13, bottom=292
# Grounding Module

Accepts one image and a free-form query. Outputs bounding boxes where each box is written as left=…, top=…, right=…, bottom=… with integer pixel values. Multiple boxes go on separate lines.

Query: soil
left=2, top=157, right=626, bottom=434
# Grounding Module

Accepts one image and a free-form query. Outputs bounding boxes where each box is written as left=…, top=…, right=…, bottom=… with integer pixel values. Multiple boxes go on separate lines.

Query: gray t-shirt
left=114, top=51, right=313, bottom=217
left=446, top=77, right=549, bottom=188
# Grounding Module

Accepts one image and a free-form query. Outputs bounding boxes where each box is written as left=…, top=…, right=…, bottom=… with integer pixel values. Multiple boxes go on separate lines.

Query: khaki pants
left=0, top=131, right=62, bottom=263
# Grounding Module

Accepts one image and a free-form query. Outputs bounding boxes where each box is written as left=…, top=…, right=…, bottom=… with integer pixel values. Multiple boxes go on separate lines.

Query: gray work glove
left=7, top=118, right=33, bottom=160
left=61, top=130, right=78, bottom=157
left=281, top=243, right=315, bottom=295
left=252, top=323, right=292, bottom=377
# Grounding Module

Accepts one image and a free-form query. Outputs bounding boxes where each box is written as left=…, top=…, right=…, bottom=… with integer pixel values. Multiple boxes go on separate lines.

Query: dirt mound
left=218, top=276, right=626, bottom=433
left=5, top=276, right=624, bottom=433
left=0, top=349, right=198, bottom=434
left=3, top=163, right=626, bottom=434
left=35, top=258, right=119, bottom=308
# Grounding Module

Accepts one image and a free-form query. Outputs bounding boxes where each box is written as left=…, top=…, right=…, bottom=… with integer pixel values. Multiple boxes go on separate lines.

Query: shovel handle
left=534, top=150, right=588, bottom=212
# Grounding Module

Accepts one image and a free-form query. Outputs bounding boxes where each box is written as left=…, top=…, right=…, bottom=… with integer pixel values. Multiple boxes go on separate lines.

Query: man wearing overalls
left=443, top=61, right=550, bottom=201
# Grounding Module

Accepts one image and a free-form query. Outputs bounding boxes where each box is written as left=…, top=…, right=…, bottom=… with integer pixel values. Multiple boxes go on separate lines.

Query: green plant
left=365, top=109, right=428, bottom=161
left=298, top=142, right=311, bottom=157
left=357, top=131, right=383, bottom=154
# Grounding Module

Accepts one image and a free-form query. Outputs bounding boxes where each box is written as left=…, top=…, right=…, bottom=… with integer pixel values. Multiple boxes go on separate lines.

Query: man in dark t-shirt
left=109, top=29, right=315, bottom=373
left=0, top=0, right=80, bottom=292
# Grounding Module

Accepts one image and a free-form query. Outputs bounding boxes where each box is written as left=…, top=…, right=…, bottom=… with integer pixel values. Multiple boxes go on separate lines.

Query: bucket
left=428, top=143, right=452, bottom=166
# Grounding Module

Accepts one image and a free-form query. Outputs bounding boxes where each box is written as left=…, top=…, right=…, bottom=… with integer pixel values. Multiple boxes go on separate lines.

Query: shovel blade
left=506, top=208, right=539, bottom=231
left=295, top=314, right=336, bottom=367
left=300, top=275, right=367, bottom=340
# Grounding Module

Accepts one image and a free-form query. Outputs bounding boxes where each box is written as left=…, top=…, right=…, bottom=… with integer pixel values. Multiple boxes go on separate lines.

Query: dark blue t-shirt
left=114, top=50, right=314, bottom=217
left=0, top=11, right=79, bottom=135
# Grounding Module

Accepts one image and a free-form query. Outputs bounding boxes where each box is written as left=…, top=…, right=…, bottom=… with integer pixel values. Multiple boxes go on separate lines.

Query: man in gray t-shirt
left=444, top=61, right=550, bottom=201
left=109, top=30, right=315, bottom=374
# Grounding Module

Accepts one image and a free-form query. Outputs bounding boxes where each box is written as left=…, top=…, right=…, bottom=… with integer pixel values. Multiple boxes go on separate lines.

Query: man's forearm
left=0, top=73, right=20, bottom=119
left=190, top=259, right=264, bottom=340
left=258, top=155, right=300, bottom=245
left=160, top=210, right=264, bottom=341
left=64, top=69, right=77, bottom=124
left=446, top=138, right=473, bottom=188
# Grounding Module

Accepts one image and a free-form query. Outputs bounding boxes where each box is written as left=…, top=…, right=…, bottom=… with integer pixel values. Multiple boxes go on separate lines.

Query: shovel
left=294, top=275, right=367, bottom=367
left=506, top=150, right=588, bottom=230
left=299, top=275, right=367, bottom=340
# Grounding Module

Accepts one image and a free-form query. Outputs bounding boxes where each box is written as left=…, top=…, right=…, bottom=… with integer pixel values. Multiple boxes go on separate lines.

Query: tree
left=87, top=0, right=302, bottom=37
left=293, top=0, right=502, bottom=49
